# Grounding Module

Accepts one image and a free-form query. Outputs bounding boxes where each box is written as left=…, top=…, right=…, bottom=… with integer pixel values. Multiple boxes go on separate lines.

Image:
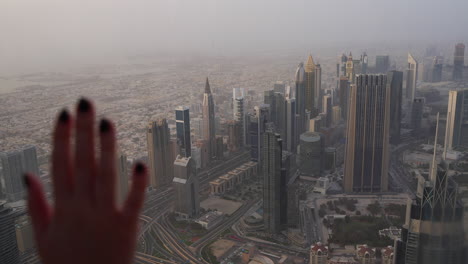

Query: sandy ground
left=201, top=197, right=243, bottom=215
left=210, top=239, right=237, bottom=259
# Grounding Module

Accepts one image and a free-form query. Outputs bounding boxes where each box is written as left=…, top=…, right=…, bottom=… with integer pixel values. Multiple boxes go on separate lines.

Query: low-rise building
left=380, top=246, right=394, bottom=264
left=309, top=242, right=328, bottom=264
left=355, top=245, right=375, bottom=264
left=194, top=211, right=224, bottom=230
left=209, top=161, right=257, bottom=195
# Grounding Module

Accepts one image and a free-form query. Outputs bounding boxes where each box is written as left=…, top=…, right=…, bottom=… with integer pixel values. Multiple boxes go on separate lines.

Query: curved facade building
left=0, top=201, right=20, bottom=264
left=298, top=132, right=323, bottom=176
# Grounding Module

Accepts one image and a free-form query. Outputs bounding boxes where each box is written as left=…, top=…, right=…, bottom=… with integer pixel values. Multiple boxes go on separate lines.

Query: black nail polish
left=23, top=174, right=30, bottom=188
left=59, top=109, right=69, bottom=123
left=99, top=119, right=111, bottom=133
left=78, top=98, right=91, bottom=113
left=135, top=162, right=145, bottom=174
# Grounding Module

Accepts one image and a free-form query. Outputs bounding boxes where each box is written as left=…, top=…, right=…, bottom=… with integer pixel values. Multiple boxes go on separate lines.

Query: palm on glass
left=25, top=98, right=148, bottom=264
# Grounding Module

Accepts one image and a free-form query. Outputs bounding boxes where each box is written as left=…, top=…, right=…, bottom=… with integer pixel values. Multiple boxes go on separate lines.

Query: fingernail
left=23, top=174, right=30, bottom=189
left=78, top=98, right=91, bottom=113
left=135, top=162, right=145, bottom=174
left=99, top=119, right=111, bottom=133
left=59, top=109, right=70, bottom=123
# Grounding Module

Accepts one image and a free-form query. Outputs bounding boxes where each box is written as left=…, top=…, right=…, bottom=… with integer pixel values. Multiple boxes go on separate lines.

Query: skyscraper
left=361, top=52, right=368, bottom=74
left=147, top=118, right=174, bottom=188
left=304, top=55, right=320, bottom=117
left=173, top=155, right=199, bottom=219
left=117, top=153, right=129, bottom=205
left=202, top=77, right=216, bottom=160
left=285, top=95, right=297, bottom=153
left=295, top=62, right=306, bottom=137
left=273, top=81, right=285, bottom=93
left=375, top=55, right=390, bottom=73
left=298, top=132, right=323, bottom=176
left=406, top=53, right=419, bottom=103
left=250, top=105, right=270, bottom=168
left=346, top=53, right=354, bottom=83
left=344, top=75, right=390, bottom=193
left=453, top=43, right=465, bottom=81
left=411, top=98, right=424, bottom=133
left=262, top=130, right=287, bottom=233
left=233, top=88, right=246, bottom=146
left=175, top=106, right=191, bottom=157
left=0, top=201, right=20, bottom=264
left=339, top=76, right=350, bottom=120
left=445, top=89, right=468, bottom=150
left=388, top=71, right=403, bottom=145
left=322, top=95, right=332, bottom=127
left=1, top=146, right=39, bottom=202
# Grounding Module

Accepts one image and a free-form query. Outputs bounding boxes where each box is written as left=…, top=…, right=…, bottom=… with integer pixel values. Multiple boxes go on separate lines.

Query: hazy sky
left=1, top=0, right=467, bottom=74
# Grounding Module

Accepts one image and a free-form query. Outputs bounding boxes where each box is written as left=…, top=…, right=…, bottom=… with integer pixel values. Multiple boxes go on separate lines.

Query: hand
left=25, top=98, right=148, bottom=264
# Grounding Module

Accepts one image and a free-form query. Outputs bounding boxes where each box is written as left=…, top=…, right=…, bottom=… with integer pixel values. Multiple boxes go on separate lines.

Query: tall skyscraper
left=344, top=75, right=390, bottom=193
left=445, top=89, right=468, bottom=150
left=431, top=56, right=444, bottom=83
left=346, top=52, right=354, bottom=83
left=175, top=106, right=191, bottom=157
left=339, top=76, right=350, bottom=120
left=361, top=52, right=368, bottom=74
left=273, top=81, right=285, bottom=93
left=401, top=118, right=465, bottom=264
left=233, top=88, right=246, bottom=145
left=388, top=71, right=403, bottom=145
left=202, top=77, right=216, bottom=160
left=250, top=105, right=270, bottom=167
left=262, top=129, right=287, bottom=233
left=375, top=55, right=390, bottom=73
left=453, top=43, right=465, bottom=81
left=304, top=55, right=321, bottom=117
left=173, top=155, right=199, bottom=219
left=1, top=146, right=39, bottom=202
left=0, top=201, right=20, bottom=264
left=322, top=95, right=332, bottom=127
left=411, top=98, right=424, bottom=133
left=226, top=120, right=242, bottom=152
left=298, top=132, right=323, bottom=176
left=406, top=53, right=419, bottom=103
left=285, top=96, right=297, bottom=152
left=295, top=62, right=306, bottom=137
left=117, top=153, right=129, bottom=205
left=147, top=118, right=174, bottom=188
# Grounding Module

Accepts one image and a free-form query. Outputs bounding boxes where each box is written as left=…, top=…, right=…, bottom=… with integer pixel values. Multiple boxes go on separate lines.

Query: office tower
left=249, top=105, right=270, bottom=163
left=339, top=76, right=350, bottom=120
left=332, top=106, right=342, bottom=126
left=15, top=215, right=35, bottom=254
left=315, top=64, right=322, bottom=112
left=262, top=130, right=287, bottom=233
left=298, top=132, right=323, bottom=176
left=309, top=115, right=323, bottom=133
left=431, top=56, right=443, bottom=83
left=285, top=97, right=297, bottom=152
left=324, top=147, right=336, bottom=171
left=173, top=155, right=199, bottom=219
left=346, top=53, right=354, bottom=83
left=388, top=71, right=403, bottom=145
left=445, top=89, right=468, bottom=150
left=361, top=52, right=368, bottom=74
left=192, top=140, right=209, bottom=169
left=304, top=54, right=319, bottom=115
left=411, top=98, right=424, bottom=132
left=233, top=88, right=246, bottom=145
left=175, top=106, right=191, bottom=157
left=227, top=120, right=242, bottom=152
left=1, top=146, right=39, bottom=202
left=344, top=75, right=390, bottom=193
left=340, top=53, right=348, bottom=76
left=117, top=153, right=129, bottom=205
left=264, top=90, right=276, bottom=123
left=375, top=55, right=390, bottom=73
left=0, top=201, right=20, bottom=264
left=453, top=43, right=465, bottom=81
left=274, top=81, right=285, bottom=93
left=402, top=118, right=464, bottom=264
left=202, top=77, right=216, bottom=160
left=310, top=242, right=329, bottom=264
left=406, top=53, right=419, bottom=103
left=147, top=118, right=174, bottom=188
left=295, top=62, right=306, bottom=136
left=322, top=95, right=332, bottom=127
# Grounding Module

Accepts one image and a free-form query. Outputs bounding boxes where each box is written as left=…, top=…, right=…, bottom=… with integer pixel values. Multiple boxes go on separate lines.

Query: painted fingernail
left=99, top=119, right=111, bottom=133
left=78, top=98, right=91, bottom=113
left=23, top=174, right=30, bottom=189
left=135, top=162, right=145, bottom=174
left=59, top=109, right=70, bottom=123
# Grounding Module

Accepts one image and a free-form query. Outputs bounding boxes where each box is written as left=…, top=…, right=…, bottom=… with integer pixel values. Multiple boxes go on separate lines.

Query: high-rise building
left=15, top=215, right=35, bottom=254
left=401, top=121, right=465, bottom=263
left=332, top=106, right=342, bottom=126
left=324, top=147, right=336, bottom=171
left=375, top=55, right=390, bottom=73
left=173, top=155, right=199, bottom=219
left=227, top=120, right=242, bottom=152
left=361, top=52, right=368, bottom=74
left=310, top=242, right=329, bottom=264
left=0, top=201, right=20, bottom=264
left=295, top=62, right=306, bottom=137
left=339, top=76, right=350, bottom=120
left=1, top=146, right=39, bottom=202
left=406, top=53, right=419, bottom=103
left=346, top=53, right=355, bottom=83
left=309, top=115, right=323, bottom=133
left=262, top=130, right=287, bottom=233
left=344, top=75, right=390, bottom=193
left=274, top=81, right=285, bottom=93
left=322, top=95, right=332, bottom=127
left=388, top=71, right=403, bottom=145
left=431, top=56, right=443, bottom=83
left=298, top=132, right=323, bottom=176
left=453, top=43, right=465, bottom=81
left=305, top=55, right=321, bottom=117
left=233, top=88, right=246, bottom=145
left=147, top=119, right=174, bottom=188
left=116, top=153, right=129, bottom=205
left=202, top=77, right=216, bottom=160
left=175, top=106, right=191, bottom=157
left=445, top=89, right=468, bottom=150
left=285, top=95, right=297, bottom=153
left=411, top=98, right=424, bottom=133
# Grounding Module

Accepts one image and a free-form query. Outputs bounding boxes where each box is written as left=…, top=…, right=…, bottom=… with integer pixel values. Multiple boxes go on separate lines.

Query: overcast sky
left=1, top=0, right=467, bottom=74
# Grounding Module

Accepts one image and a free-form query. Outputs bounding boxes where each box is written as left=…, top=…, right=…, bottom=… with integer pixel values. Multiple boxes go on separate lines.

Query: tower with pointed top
left=304, top=55, right=321, bottom=117
left=202, top=77, right=216, bottom=161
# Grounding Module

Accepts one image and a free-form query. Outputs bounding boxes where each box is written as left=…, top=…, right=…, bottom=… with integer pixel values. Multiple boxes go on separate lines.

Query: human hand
left=24, top=98, right=148, bottom=264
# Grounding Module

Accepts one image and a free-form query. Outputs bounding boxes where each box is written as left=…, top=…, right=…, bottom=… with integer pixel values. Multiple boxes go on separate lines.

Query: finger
left=97, top=119, right=117, bottom=208
left=52, top=109, right=74, bottom=209
left=122, top=162, right=147, bottom=221
left=74, top=98, right=97, bottom=202
left=24, top=173, right=52, bottom=238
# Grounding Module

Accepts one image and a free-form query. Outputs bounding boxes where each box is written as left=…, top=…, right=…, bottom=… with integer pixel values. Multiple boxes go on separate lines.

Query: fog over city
left=1, top=0, right=468, bottom=74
